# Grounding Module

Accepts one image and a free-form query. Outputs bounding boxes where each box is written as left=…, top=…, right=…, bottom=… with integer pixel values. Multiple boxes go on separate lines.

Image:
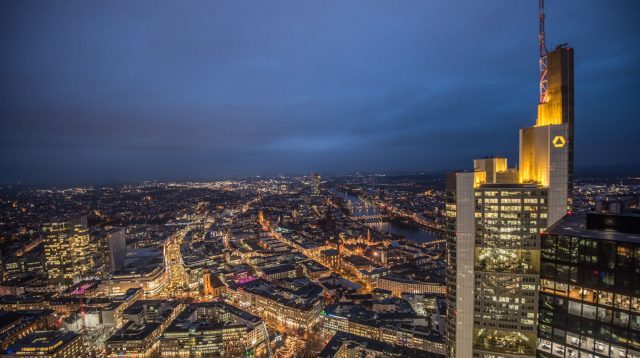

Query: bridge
left=352, top=212, right=447, bottom=237
left=353, top=214, right=387, bottom=222
left=331, top=193, right=449, bottom=237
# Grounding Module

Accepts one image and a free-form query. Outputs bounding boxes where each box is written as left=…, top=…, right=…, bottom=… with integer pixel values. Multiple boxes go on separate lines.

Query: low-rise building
left=376, top=275, right=446, bottom=296
left=2, top=331, right=85, bottom=358
left=0, top=310, right=55, bottom=351
left=161, top=302, right=267, bottom=357
left=231, top=278, right=324, bottom=332
left=319, top=332, right=444, bottom=358
left=322, top=301, right=445, bottom=356
left=106, top=300, right=184, bottom=357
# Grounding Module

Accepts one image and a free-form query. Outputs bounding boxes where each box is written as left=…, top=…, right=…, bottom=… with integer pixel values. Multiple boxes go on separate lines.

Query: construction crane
left=538, top=0, right=549, bottom=104
left=70, top=283, right=91, bottom=333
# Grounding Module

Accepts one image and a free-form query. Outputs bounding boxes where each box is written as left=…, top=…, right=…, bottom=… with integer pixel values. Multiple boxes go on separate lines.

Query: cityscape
left=1, top=1, right=639, bottom=358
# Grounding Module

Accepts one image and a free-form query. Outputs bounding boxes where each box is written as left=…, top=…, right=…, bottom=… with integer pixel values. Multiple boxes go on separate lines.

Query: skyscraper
left=537, top=211, right=640, bottom=357
left=311, top=173, right=321, bottom=196
left=445, top=7, right=574, bottom=357
left=108, top=228, right=127, bottom=273
left=43, top=215, right=91, bottom=286
left=446, top=164, right=549, bottom=357
left=520, top=45, right=574, bottom=226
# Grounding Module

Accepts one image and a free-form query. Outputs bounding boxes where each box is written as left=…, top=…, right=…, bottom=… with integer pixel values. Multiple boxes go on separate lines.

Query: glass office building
left=537, top=212, right=640, bottom=358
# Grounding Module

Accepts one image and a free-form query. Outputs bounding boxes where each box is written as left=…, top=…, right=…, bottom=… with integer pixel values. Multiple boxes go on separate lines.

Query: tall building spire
left=539, top=0, right=549, bottom=104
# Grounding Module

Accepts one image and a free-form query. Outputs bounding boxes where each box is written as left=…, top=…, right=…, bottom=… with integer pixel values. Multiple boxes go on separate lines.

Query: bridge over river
left=333, top=190, right=445, bottom=244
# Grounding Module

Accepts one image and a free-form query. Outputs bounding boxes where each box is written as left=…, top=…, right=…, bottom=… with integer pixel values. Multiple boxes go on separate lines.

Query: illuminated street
left=160, top=227, right=189, bottom=297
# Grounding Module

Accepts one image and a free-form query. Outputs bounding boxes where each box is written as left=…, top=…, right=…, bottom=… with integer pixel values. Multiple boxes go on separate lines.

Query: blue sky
left=1, top=0, right=639, bottom=184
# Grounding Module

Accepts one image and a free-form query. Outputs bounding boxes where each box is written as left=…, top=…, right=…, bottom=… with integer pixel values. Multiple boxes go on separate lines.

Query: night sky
left=1, top=1, right=639, bottom=185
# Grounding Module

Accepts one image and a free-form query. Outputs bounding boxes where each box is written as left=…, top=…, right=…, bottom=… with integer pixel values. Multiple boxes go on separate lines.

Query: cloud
left=1, top=0, right=639, bottom=184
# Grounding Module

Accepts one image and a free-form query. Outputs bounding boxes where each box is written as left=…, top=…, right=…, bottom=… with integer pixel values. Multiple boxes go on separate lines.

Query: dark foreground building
left=319, top=332, right=444, bottom=358
left=537, top=212, right=640, bottom=357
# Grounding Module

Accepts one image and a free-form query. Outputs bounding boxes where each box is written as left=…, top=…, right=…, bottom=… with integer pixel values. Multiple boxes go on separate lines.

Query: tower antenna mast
left=539, top=0, right=549, bottom=104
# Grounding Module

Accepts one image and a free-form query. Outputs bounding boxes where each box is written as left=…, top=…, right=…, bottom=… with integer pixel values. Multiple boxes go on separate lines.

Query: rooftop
left=318, top=332, right=443, bottom=358
left=6, top=331, right=80, bottom=353
left=546, top=213, right=640, bottom=244
left=107, top=321, right=161, bottom=342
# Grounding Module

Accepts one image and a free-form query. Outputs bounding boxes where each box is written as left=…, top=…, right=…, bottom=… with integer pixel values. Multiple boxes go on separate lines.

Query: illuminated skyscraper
left=520, top=45, right=574, bottom=225
left=445, top=6, right=574, bottom=356
left=311, top=173, right=321, bottom=196
left=446, top=165, right=549, bottom=357
left=43, top=215, right=91, bottom=286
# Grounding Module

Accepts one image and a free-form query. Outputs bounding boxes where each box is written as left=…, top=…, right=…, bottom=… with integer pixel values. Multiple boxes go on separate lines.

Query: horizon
left=2, top=163, right=638, bottom=188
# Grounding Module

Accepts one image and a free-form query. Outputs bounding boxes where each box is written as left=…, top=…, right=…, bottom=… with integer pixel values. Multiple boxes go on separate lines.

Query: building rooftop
left=0, top=310, right=53, bottom=344
left=546, top=213, right=640, bottom=244
left=318, top=332, right=443, bottom=358
left=479, top=183, right=543, bottom=189
left=321, top=249, right=339, bottom=256
left=165, top=301, right=261, bottom=335
left=107, top=321, right=161, bottom=342
left=239, top=278, right=323, bottom=311
left=260, top=263, right=297, bottom=276
left=5, top=331, right=80, bottom=354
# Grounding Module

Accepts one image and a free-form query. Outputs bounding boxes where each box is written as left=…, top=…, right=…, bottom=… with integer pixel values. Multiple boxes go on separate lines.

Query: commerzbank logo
left=552, top=135, right=566, bottom=148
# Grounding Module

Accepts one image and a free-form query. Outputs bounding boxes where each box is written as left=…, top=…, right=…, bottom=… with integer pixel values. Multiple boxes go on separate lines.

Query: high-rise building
left=311, top=173, right=321, bottom=196
left=446, top=167, right=549, bottom=357
left=108, top=228, right=127, bottom=273
left=520, top=45, right=574, bottom=226
left=445, top=8, right=574, bottom=357
left=537, top=212, right=640, bottom=358
left=43, top=215, right=91, bottom=286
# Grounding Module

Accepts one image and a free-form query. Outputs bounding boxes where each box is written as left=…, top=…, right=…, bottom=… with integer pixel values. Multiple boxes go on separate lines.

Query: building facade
left=43, top=215, right=91, bottom=286
left=311, top=173, right=321, bottom=196
left=160, top=302, right=268, bottom=357
left=376, top=276, right=446, bottom=297
left=537, top=213, right=640, bottom=358
left=107, top=228, right=127, bottom=273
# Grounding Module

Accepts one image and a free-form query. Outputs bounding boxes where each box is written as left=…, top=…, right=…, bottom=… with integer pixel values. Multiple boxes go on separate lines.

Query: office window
left=568, top=301, right=581, bottom=317
left=614, top=294, right=630, bottom=310
left=631, top=297, right=640, bottom=313
left=596, top=307, right=612, bottom=323
left=581, top=304, right=597, bottom=320
left=613, top=311, right=629, bottom=328
left=631, top=314, right=640, bottom=331
left=598, top=291, right=614, bottom=307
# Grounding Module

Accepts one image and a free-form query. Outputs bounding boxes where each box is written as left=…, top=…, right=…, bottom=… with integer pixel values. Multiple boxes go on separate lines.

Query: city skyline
left=1, top=2, right=640, bottom=357
left=1, top=0, right=639, bottom=185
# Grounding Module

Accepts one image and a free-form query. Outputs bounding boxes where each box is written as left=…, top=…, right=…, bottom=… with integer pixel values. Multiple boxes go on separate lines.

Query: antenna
left=539, top=0, right=549, bottom=104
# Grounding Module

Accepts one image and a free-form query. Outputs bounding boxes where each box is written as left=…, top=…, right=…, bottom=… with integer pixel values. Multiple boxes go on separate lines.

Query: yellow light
left=473, top=171, right=486, bottom=188
left=552, top=135, right=566, bottom=148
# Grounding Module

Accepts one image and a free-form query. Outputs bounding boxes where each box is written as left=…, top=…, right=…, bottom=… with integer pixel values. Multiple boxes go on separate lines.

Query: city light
left=0, top=1, right=637, bottom=358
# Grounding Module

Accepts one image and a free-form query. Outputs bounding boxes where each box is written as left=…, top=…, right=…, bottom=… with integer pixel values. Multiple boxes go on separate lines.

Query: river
left=333, top=191, right=438, bottom=244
